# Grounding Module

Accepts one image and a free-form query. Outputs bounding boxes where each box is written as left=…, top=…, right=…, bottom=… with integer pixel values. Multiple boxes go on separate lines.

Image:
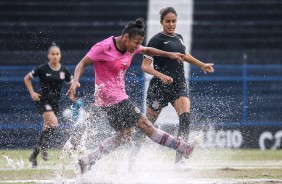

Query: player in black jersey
left=130, top=7, right=214, bottom=166
left=24, top=43, right=73, bottom=168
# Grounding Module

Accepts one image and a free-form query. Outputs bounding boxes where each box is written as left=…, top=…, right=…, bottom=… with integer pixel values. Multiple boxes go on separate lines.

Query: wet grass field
left=0, top=147, right=282, bottom=184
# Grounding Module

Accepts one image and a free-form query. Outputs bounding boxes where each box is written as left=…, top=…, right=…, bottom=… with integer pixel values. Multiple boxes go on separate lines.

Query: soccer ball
left=62, top=108, right=72, bottom=119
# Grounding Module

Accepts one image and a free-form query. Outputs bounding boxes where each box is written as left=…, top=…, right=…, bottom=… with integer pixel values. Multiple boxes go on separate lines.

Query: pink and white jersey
left=86, top=36, right=143, bottom=107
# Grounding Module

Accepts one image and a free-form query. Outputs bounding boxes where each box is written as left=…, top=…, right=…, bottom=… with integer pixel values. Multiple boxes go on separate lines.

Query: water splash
left=3, top=155, right=25, bottom=169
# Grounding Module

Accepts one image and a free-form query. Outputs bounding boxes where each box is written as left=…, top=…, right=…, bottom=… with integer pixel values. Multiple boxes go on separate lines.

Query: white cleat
left=178, top=136, right=201, bottom=159
left=193, top=135, right=201, bottom=146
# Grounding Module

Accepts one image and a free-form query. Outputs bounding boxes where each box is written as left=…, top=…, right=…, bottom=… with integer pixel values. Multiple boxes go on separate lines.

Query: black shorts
left=35, top=98, right=59, bottom=116
left=102, top=99, right=143, bottom=131
left=146, top=81, right=189, bottom=111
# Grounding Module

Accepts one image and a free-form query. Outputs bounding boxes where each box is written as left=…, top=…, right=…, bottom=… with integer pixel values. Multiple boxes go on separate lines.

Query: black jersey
left=30, top=62, right=73, bottom=101
left=144, top=32, right=186, bottom=84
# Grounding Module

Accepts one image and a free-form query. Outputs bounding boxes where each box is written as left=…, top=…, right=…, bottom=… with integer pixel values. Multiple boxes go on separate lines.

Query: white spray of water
left=3, top=155, right=25, bottom=169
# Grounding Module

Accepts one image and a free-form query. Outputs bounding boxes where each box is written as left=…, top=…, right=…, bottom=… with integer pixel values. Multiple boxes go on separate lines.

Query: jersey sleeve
left=133, top=45, right=143, bottom=54
left=86, top=44, right=105, bottom=62
left=30, top=65, right=42, bottom=78
left=176, top=34, right=184, bottom=42
left=147, top=36, right=161, bottom=48
left=144, top=36, right=162, bottom=61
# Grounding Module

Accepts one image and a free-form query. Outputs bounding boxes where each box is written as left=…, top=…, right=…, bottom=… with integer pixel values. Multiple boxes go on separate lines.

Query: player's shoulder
left=149, top=32, right=164, bottom=41
left=91, top=36, right=113, bottom=52
left=97, top=36, right=113, bottom=47
left=60, top=64, right=69, bottom=71
left=35, top=62, right=49, bottom=71
left=147, top=33, right=166, bottom=46
left=175, top=33, right=183, bottom=40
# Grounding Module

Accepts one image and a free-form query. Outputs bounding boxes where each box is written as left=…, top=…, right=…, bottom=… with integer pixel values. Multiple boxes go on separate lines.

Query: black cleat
left=42, top=149, right=48, bottom=161
left=78, top=158, right=88, bottom=174
left=29, top=155, right=38, bottom=168
left=29, top=147, right=40, bottom=168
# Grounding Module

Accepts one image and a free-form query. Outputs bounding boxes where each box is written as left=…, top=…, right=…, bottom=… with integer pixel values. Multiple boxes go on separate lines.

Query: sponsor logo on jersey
left=46, top=73, right=51, bottom=76
left=60, top=71, right=65, bottom=80
left=164, top=41, right=170, bottom=44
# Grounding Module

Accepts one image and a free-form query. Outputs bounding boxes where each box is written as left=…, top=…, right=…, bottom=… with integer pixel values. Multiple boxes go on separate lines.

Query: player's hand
left=31, top=92, right=41, bottom=101
left=67, top=80, right=80, bottom=101
left=169, top=52, right=184, bottom=64
left=160, top=74, right=173, bottom=85
left=201, top=63, right=214, bottom=74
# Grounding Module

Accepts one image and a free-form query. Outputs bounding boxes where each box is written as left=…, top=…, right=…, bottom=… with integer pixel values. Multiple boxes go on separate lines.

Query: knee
left=49, top=119, right=58, bottom=129
left=44, top=119, right=58, bottom=130
left=136, top=116, right=155, bottom=135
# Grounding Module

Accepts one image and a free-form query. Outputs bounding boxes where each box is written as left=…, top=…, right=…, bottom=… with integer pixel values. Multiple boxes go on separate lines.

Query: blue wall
left=0, top=64, right=282, bottom=148
left=189, top=64, right=282, bottom=127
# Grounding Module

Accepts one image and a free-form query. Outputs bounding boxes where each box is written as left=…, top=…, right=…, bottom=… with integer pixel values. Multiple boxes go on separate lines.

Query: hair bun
left=135, top=18, right=145, bottom=29
left=50, top=41, right=57, bottom=47
left=159, top=8, right=164, bottom=15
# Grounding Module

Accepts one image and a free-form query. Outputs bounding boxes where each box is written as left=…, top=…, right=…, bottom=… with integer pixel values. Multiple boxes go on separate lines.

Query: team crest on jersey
left=60, top=71, right=65, bottom=80
left=45, top=104, right=52, bottom=110
left=152, top=100, right=160, bottom=110
left=134, top=107, right=141, bottom=114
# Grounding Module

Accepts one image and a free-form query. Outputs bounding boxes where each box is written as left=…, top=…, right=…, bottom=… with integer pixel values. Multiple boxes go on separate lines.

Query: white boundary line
left=1, top=178, right=282, bottom=184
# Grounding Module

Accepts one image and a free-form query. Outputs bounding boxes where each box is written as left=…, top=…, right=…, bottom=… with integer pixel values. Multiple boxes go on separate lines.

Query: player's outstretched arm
left=141, top=57, right=173, bottom=85
left=184, top=53, right=214, bottom=74
left=67, top=56, right=93, bottom=100
left=142, top=47, right=184, bottom=63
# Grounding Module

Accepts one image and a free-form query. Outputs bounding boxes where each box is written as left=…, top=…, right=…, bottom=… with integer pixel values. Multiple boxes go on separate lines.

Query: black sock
left=177, top=112, right=191, bottom=141
left=41, top=128, right=55, bottom=151
left=31, top=146, right=40, bottom=158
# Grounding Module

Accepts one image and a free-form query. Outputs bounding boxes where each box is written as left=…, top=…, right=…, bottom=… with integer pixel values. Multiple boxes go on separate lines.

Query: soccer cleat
left=175, top=151, right=183, bottom=163
left=29, top=147, right=40, bottom=168
left=178, top=136, right=201, bottom=159
left=78, top=158, right=88, bottom=174
left=29, top=155, right=38, bottom=168
left=41, top=149, right=48, bottom=161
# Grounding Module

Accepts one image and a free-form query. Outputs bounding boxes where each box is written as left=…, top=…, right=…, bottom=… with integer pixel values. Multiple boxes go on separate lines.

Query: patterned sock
left=149, top=128, right=195, bottom=158
left=176, top=139, right=195, bottom=158
left=86, top=136, right=120, bottom=164
left=149, top=129, right=180, bottom=149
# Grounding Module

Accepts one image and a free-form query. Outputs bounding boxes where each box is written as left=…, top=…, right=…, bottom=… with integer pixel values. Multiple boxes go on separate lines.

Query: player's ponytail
left=48, top=41, right=61, bottom=53
left=122, top=18, right=145, bottom=39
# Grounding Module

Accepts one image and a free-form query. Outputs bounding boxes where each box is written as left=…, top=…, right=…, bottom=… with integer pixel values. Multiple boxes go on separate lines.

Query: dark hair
left=122, top=18, right=145, bottom=39
left=160, top=7, right=177, bottom=22
left=48, top=41, right=60, bottom=53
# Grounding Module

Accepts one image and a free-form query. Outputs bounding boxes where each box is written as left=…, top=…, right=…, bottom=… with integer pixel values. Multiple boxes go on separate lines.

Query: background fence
left=0, top=0, right=282, bottom=149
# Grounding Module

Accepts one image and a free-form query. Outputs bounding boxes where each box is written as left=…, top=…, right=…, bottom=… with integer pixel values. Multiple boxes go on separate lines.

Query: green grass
left=191, top=149, right=282, bottom=160
left=0, top=148, right=282, bottom=183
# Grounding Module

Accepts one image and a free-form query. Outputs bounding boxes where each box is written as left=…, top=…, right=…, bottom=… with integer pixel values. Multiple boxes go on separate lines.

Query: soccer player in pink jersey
left=67, top=18, right=199, bottom=174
